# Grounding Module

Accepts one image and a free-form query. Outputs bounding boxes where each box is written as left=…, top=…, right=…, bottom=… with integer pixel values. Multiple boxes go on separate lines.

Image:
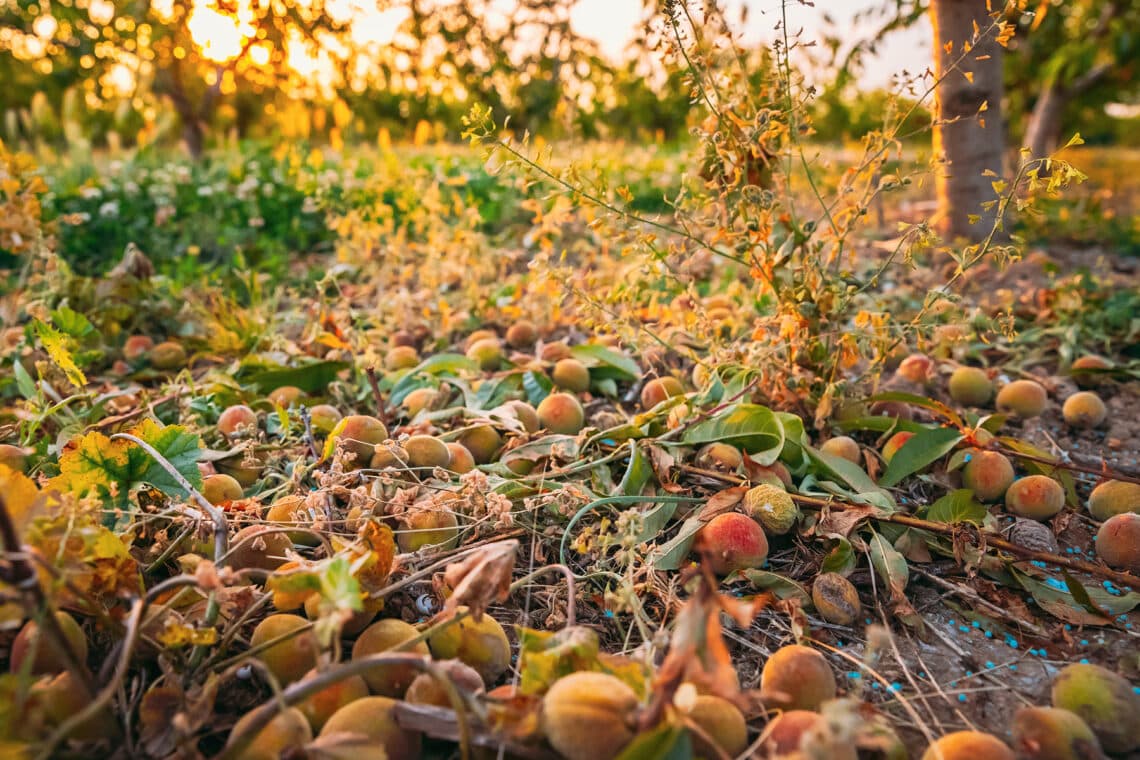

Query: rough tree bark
left=930, top=0, right=1005, bottom=242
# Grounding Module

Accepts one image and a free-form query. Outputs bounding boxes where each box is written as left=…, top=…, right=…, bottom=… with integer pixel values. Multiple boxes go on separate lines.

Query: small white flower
left=248, top=216, right=265, bottom=228
left=79, top=186, right=102, bottom=200
left=98, top=200, right=119, bottom=218
left=301, top=196, right=318, bottom=214
left=196, top=185, right=214, bottom=197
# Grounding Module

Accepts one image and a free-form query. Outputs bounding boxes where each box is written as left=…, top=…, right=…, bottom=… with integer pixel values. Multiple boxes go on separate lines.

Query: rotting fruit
left=1005, top=475, right=1065, bottom=521
left=961, top=450, right=1015, bottom=502
left=811, top=572, right=861, bottom=626
left=693, top=511, right=769, bottom=575
left=820, top=435, right=861, bottom=465
left=948, top=366, right=993, bottom=407
left=249, top=613, right=320, bottom=686
left=759, top=644, right=837, bottom=711
left=640, top=376, right=684, bottom=410
left=352, top=618, right=430, bottom=697
left=1094, top=512, right=1140, bottom=573
left=426, top=610, right=511, bottom=685
left=1010, top=705, right=1104, bottom=760
left=1062, top=392, right=1107, bottom=429
left=920, top=731, right=1014, bottom=760
left=397, top=508, right=459, bottom=552
left=1087, top=480, right=1140, bottom=521
left=327, top=415, right=389, bottom=467
left=1051, top=662, right=1140, bottom=754
left=743, top=484, right=799, bottom=536
left=995, top=379, right=1048, bottom=419
left=541, top=672, right=639, bottom=760
left=318, top=696, right=423, bottom=760
left=761, top=710, right=820, bottom=755
left=536, top=392, right=585, bottom=435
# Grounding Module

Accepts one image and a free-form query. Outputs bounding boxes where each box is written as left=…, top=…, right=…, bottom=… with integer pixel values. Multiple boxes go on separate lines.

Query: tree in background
left=1011, top=0, right=1139, bottom=157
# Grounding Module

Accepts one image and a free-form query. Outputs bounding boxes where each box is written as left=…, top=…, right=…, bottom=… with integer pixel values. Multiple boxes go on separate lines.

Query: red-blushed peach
left=961, top=450, right=1015, bottom=502
left=920, top=731, right=1014, bottom=760
left=536, top=392, right=585, bottom=435
left=759, top=644, right=836, bottom=711
left=640, top=376, right=684, bottom=410
left=820, top=436, right=861, bottom=464
left=217, top=404, right=258, bottom=438
left=694, top=512, right=769, bottom=575
left=1005, top=475, right=1065, bottom=521
left=1095, top=512, right=1140, bottom=573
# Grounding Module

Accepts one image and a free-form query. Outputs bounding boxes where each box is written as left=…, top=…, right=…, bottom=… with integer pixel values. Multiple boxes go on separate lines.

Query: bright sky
left=568, top=0, right=932, bottom=88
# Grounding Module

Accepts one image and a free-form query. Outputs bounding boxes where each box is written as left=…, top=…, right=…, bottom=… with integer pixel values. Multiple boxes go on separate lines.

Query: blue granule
left=888, top=682, right=902, bottom=693
left=985, top=661, right=995, bottom=669
left=1045, top=577, right=1068, bottom=591
left=958, top=694, right=968, bottom=702
left=847, top=672, right=861, bottom=680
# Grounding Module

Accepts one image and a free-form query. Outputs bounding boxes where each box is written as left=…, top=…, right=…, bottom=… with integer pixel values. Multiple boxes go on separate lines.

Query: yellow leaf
left=963, top=71, right=974, bottom=84
left=0, top=464, right=41, bottom=537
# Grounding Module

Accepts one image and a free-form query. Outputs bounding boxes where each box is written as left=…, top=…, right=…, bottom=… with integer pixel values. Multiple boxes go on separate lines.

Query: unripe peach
left=403, top=435, right=451, bottom=470
left=962, top=450, right=1015, bottom=502
left=1005, top=475, right=1065, bottom=521
left=386, top=345, right=420, bottom=370
left=948, top=366, right=993, bottom=406
left=640, top=376, right=684, bottom=410
left=541, top=672, right=638, bottom=760
left=217, top=454, right=264, bottom=487
left=122, top=335, right=154, bottom=362
left=250, top=614, right=319, bottom=686
left=1051, top=662, right=1140, bottom=754
left=9, top=611, right=88, bottom=676
left=761, top=710, right=820, bottom=755
left=996, top=380, right=1048, bottom=419
left=464, top=329, right=498, bottom=352
left=1010, top=706, right=1103, bottom=760
left=1070, top=355, right=1112, bottom=389
left=820, top=436, right=861, bottom=464
left=296, top=669, right=369, bottom=731
left=505, top=320, right=538, bottom=349
left=1095, top=513, right=1140, bottom=573
left=759, top=644, right=836, bottom=711
left=149, top=340, right=187, bottom=370
left=202, top=473, right=244, bottom=505
left=695, top=442, right=743, bottom=471
left=1087, top=480, right=1140, bottom=521
left=267, top=385, right=304, bottom=408
left=880, top=431, right=914, bottom=464
left=426, top=611, right=511, bottom=685
left=694, top=512, right=769, bottom=575
left=1062, top=392, right=1107, bottom=429
left=227, top=525, right=292, bottom=572
left=328, top=415, right=389, bottom=468
left=402, top=387, right=438, bottom=416
left=503, top=399, right=540, bottom=433
left=551, top=358, right=591, bottom=393
left=536, top=392, right=585, bottom=435
left=683, top=693, right=748, bottom=757
left=318, top=697, right=422, bottom=759
left=217, top=405, right=258, bottom=438
left=397, top=509, right=459, bottom=552
left=920, top=731, right=1014, bottom=760
left=352, top=618, right=430, bottom=697
left=227, top=707, right=311, bottom=760
left=445, top=442, right=476, bottom=474
left=466, top=338, right=503, bottom=370
left=811, top=572, right=861, bottom=625
left=308, top=404, right=342, bottom=435
left=456, top=425, right=502, bottom=464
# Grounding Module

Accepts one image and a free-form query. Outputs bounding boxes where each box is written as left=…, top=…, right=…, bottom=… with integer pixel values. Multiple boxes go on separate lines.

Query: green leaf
left=805, top=445, right=895, bottom=507
left=742, top=569, right=811, bottom=604
left=1010, top=567, right=1140, bottom=625
left=133, top=420, right=204, bottom=499
left=682, top=403, right=784, bottom=464
left=775, top=411, right=809, bottom=471
left=868, top=529, right=908, bottom=598
left=241, top=359, right=350, bottom=394
left=522, top=369, right=553, bottom=404
left=570, top=343, right=640, bottom=381
left=879, top=427, right=963, bottom=487
left=614, top=721, right=692, bottom=760
left=13, top=360, right=37, bottom=401
left=865, top=391, right=962, bottom=427
left=500, top=435, right=580, bottom=468
left=835, top=416, right=927, bottom=435
left=50, top=307, right=94, bottom=338
left=618, top=441, right=652, bottom=496
left=821, top=537, right=857, bottom=574
left=648, top=514, right=704, bottom=571
left=926, top=489, right=987, bottom=525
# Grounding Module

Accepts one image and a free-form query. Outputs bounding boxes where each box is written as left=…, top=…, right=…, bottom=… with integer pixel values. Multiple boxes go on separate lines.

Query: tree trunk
left=930, top=0, right=1005, bottom=242
left=1024, top=81, right=1066, bottom=158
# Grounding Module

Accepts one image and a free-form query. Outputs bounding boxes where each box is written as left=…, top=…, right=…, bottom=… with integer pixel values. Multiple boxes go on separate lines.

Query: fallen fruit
left=217, top=404, right=259, bottom=438
left=961, top=450, right=1015, bottom=502
left=536, top=392, right=585, bottom=435
left=1051, top=662, right=1140, bottom=754
left=743, top=484, right=799, bottom=536
left=1062, top=391, right=1107, bottom=429
left=694, top=511, right=769, bottom=575
left=9, top=611, right=89, bottom=676
left=202, top=473, right=244, bottom=505
left=948, top=366, right=993, bottom=407
left=820, top=435, right=861, bottom=464
left=1010, top=705, right=1104, bottom=760
left=1094, top=512, right=1140, bottom=573
left=995, top=379, right=1048, bottom=419
left=397, top=508, right=460, bottom=552
left=1005, top=475, right=1065, bottom=521
left=759, top=644, right=836, bottom=711
left=296, top=669, right=369, bottom=731
left=640, top=376, right=684, bottom=410
left=1087, top=480, right=1140, bottom=521
left=352, top=618, right=431, bottom=697
left=920, top=730, right=1014, bottom=760
left=227, top=707, right=312, bottom=760
left=456, top=424, right=503, bottom=464
left=249, top=614, right=320, bottom=686
left=328, top=415, right=389, bottom=467
left=541, top=672, right=638, bottom=760
left=318, top=696, right=422, bottom=760
left=551, top=358, right=591, bottom=393
left=426, top=611, right=511, bottom=685
left=811, top=572, right=861, bottom=626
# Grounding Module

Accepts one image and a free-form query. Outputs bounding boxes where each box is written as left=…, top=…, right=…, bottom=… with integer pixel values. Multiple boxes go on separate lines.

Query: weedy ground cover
left=0, top=3, right=1138, bottom=760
